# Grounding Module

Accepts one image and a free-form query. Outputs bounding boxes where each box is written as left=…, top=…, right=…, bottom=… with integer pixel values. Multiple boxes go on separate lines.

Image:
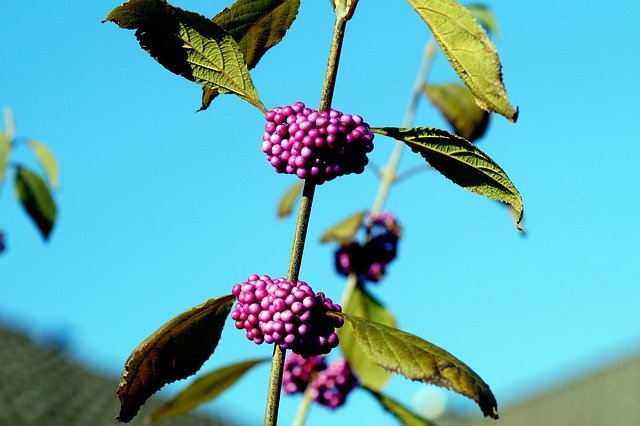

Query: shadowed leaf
left=424, top=83, right=490, bottom=142
left=466, top=4, right=499, bottom=37
left=372, top=127, right=523, bottom=230
left=0, top=132, right=9, bottom=181
left=320, top=210, right=366, bottom=243
left=116, top=294, right=236, bottom=423
left=277, top=180, right=304, bottom=218
left=405, top=0, right=517, bottom=121
left=14, top=167, right=56, bottom=239
left=28, top=140, right=60, bottom=189
left=339, top=282, right=395, bottom=390
left=336, top=312, right=498, bottom=419
left=201, top=0, right=300, bottom=110
left=105, top=0, right=265, bottom=111
left=362, top=385, right=436, bottom=426
left=147, top=358, right=268, bottom=422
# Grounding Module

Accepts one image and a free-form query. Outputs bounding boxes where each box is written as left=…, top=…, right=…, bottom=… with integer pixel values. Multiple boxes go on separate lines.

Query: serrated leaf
left=14, top=167, right=56, bottom=239
left=336, top=312, right=498, bottom=419
left=372, top=127, right=523, bottom=229
left=406, top=0, right=517, bottom=121
left=200, top=0, right=300, bottom=110
left=277, top=180, right=304, bottom=218
left=116, top=294, right=235, bottom=423
left=147, top=358, right=268, bottom=422
left=0, top=131, right=9, bottom=181
left=28, top=140, right=59, bottom=189
left=320, top=210, right=366, bottom=244
left=339, top=283, right=395, bottom=390
left=424, top=83, right=490, bottom=142
left=105, top=0, right=265, bottom=111
left=361, top=385, right=436, bottom=426
left=466, top=4, right=499, bottom=37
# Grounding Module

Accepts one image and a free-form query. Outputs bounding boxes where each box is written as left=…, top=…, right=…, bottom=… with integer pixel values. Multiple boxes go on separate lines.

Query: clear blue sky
left=1, top=1, right=639, bottom=425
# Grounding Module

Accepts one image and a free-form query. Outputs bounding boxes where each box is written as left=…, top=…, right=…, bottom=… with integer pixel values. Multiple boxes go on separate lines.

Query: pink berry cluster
left=282, top=354, right=326, bottom=395
left=231, top=274, right=344, bottom=357
left=261, top=102, right=374, bottom=184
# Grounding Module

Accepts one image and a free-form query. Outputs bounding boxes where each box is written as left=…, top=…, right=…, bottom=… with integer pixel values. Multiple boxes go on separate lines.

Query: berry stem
left=292, top=387, right=314, bottom=426
left=263, top=11, right=352, bottom=426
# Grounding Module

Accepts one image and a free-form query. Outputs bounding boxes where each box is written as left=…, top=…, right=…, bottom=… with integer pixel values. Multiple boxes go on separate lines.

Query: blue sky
left=1, top=1, right=639, bottom=425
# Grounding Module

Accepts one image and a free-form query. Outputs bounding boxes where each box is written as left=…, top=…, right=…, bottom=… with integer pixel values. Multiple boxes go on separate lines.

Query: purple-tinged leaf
left=319, top=210, right=366, bottom=243
left=277, top=180, right=304, bottom=218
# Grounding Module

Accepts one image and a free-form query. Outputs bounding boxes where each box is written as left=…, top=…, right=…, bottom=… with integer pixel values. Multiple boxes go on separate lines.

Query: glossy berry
left=282, top=353, right=326, bottom=394
left=262, top=102, right=374, bottom=184
left=231, top=274, right=343, bottom=357
left=309, top=358, right=358, bottom=409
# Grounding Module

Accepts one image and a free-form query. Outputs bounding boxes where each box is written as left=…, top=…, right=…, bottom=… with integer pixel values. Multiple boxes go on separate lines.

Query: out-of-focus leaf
left=336, top=312, right=499, bottom=419
left=14, top=167, right=56, bottom=239
left=28, top=140, right=59, bottom=189
left=3, top=108, right=15, bottom=140
left=116, top=295, right=236, bottom=423
left=105, top=0, right=265, bottom=111
left=339, top=282, right=395, bottom=390
left=424, top=83, right=490, bottom=142
left=277, top=180, right=304, bottom=218
left=147, top=358, right=268, bottom=422
left=466, top=4, right=499, bottom=37
left=0, top=131, right=9, bottom=181
left=405, top=0, right=517, bottom=121
left=372, top=127, right=523, bottom=230
left=201, top=0, right=300, bottom=110
left=319, top=210, right=366, bottom=243
left=361, top=384, right=436, bottom=426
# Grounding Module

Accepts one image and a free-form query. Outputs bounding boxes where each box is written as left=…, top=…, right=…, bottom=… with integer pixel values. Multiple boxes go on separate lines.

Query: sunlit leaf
left=116, top=295, right=236, bottom=423
left=105, top=0, right=265, bottom=111
left=405, top=0, right=517, bottom=121
left=0, top=131, right=9, bottom=181
left=424, top=83, right=490, bottom=142
left=336, top=312, right=499, bottom=419
left=339, top=282, right=395, bottom=390
left=361, top=385, right=436, bottom=426
left=320, top=210, right=366, bottom=244
left=201, top=0, right=300, bottom=110
left=466, top=4, right=499, bottom=37
left=147, top=358, right=268, bottom=422
left=277, top=180, right=304, bottom=218
left=14, top=167, right=56, bottom=239
left=28, top=140, right=59, bottom=189
left=372, top=127, right=523, bottom=230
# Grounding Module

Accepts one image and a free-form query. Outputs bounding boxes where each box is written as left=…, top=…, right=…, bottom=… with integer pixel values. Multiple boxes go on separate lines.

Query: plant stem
left=292, top=387, right=314, bottom=426
left=263, top=12, right=351, bottom=426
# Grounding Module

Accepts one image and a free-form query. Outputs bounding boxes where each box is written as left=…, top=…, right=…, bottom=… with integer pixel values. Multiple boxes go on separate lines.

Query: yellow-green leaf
left=372, top=127, right=523, bottom=230
left=105, top=0, right=265, bottom=111
left=337, top=312, right=499, bottom=419
left=147, top=358, right=268, bottom=422
left=277, top=180, right=304, bottom=218
left=116, top=295, right=235, bottom=423
left=406, top=0, right=517, bottom=121
left=0, top=131, right=9, bottom=181
left=361, top=385, right=436, bottom=426
left=319, top=210, right=366, bottom=244
left=14, top=167, right=56, bottom=239
left=28, top=140, right=59, bottom=189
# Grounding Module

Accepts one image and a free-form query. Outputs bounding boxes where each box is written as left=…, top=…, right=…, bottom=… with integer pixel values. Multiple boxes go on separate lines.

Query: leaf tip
left=511, top=106, right=520, bottom=123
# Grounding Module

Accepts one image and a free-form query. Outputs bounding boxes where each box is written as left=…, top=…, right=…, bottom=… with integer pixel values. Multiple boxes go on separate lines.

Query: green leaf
left=424, top=83, right=490, bottom=142
left=116, top=295, right=236, bottom=423
left=14, top=167, right=56, bottom=239
left=201, top=0, right=300, bottom=110
left=0, top=131, right=9, bottom=181
left=405, top=0, right=517, bottom=121
left=147, top=358, right=268, bottom=422
left=336, top=312, right=499, bottom=419
left=372, top=127, right=523, bottom=230
left=105, top=0, right=265, bottom=111
left=319, top=210, right=366, bottom=244
left=277, top=180, right=304, bottom=218
left=361, top=384, right=436, bottom=426
left=339, top=282, right=395, bottom=390
left=28, top=140, right=59, bottom=189
left=466, top=4, right=499, bottom=37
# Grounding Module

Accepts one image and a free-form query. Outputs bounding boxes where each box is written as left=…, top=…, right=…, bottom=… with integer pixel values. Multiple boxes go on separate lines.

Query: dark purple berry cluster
left=231, top=274, right=344, bottom=357
left=309, top=358, right=358, bottom=409
left=262, top=102, right=374, bottom=184
left=282, top=353, right=326, bottom=394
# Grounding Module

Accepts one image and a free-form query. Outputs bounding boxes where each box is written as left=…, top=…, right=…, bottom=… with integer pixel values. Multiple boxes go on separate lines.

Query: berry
left=309, top=358, right=358, bottom=409
left=262, top=102, right=374, bottom=184
left=282, top=353, right=326, bottom=394
left=365, top=211, right=402, bottom=238
left=231, top=274, right=344, bottom=357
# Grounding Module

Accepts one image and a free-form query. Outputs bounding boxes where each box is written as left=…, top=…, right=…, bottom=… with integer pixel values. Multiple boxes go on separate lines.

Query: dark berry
left=282, top=353, right=326, bottom=394
left=309, top=358, right=358, bottom=409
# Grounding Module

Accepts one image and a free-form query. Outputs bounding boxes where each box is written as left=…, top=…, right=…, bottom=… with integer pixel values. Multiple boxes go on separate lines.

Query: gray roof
left=0, top=324, right=230, bottom=426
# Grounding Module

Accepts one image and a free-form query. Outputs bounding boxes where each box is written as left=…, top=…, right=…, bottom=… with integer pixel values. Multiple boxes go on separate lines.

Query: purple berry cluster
left=309, top=358, right=359, bottom=409
left=231, top=274, right=344, bottom=357
left=261, top=102, right=374, bottom=184
left=282, top=354, right=326, bottom=394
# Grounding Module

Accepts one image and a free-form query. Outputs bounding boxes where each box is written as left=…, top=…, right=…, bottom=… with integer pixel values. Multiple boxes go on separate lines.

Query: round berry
left=282, top=353, right=326, bottom=394
left=309, top=358, right=358, bottom=409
